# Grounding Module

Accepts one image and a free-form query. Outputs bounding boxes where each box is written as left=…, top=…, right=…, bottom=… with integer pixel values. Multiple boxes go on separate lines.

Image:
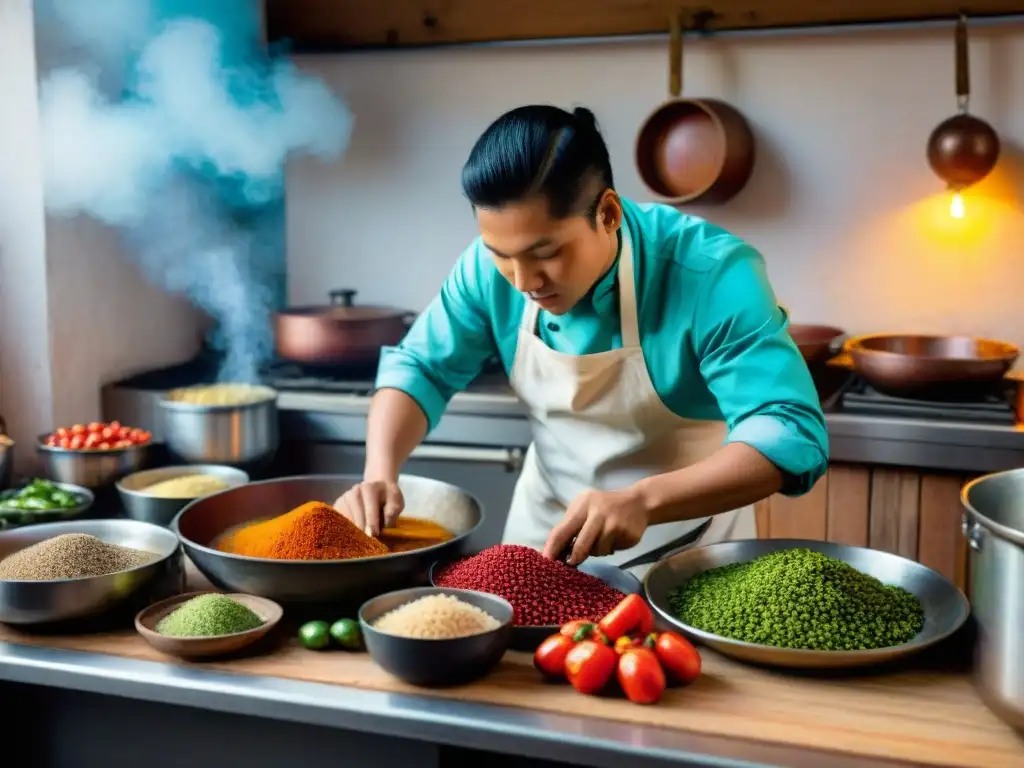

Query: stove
left=839, top=377, right=1018, bottom=426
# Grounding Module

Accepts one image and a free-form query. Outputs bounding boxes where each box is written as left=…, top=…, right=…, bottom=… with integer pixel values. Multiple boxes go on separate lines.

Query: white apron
left=502, top=220, right=757, bottom=575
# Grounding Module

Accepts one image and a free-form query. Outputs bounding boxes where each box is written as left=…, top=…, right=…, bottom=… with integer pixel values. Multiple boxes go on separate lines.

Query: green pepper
left=19, top=496, right=55, bottom=510
left=48, top=491, right=78, bottom=508
left=0, top=499, right=26, bottom=510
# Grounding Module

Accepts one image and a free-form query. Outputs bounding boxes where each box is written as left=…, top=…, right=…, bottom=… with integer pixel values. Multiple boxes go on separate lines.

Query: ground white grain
left=373, top=594, right=501, bottom=639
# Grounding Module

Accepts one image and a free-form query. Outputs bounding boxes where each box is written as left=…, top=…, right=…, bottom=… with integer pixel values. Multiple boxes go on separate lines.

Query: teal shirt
left=375, top=198, right=829, bottom=496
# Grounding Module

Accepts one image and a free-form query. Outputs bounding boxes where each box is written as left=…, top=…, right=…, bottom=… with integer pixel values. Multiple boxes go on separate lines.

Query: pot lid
left=281, top=289, right=411, bottom=321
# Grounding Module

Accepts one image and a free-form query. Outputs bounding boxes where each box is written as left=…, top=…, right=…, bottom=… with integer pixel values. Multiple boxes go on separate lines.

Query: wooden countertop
left=1, top=578, right=1022, bottom=768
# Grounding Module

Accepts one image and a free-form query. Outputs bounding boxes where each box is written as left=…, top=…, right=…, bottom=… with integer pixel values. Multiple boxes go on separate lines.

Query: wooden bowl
left=134, top=590, right=283, bottom=660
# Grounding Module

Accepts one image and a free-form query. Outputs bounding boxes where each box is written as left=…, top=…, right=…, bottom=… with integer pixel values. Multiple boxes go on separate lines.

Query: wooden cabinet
left=755, top=463, right=971, bottom=594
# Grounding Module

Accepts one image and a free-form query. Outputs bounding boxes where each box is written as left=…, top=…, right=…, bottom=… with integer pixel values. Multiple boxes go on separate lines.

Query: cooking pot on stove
left=274, top=289, right=416, bottom=367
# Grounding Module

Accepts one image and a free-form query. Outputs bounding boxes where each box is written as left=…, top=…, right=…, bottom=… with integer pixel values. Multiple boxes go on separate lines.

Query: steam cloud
left=37, top=0, right=352, bottom=382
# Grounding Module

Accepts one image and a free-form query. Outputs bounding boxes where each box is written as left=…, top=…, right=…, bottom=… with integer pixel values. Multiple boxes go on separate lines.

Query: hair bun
left=572, top=106, right=598, bottom=132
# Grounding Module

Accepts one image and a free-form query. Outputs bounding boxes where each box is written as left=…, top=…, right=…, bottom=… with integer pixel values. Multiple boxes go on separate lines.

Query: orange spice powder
left=216, top=501, right=389, bottom=561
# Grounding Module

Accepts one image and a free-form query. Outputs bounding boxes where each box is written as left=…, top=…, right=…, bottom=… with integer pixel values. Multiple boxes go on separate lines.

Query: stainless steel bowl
left=0, top=481, right=94, bottom=531
left=159, top=387, right=279, bottom=468
left=359, top=586, right=514, bottom=687
left=644, top=538, right=970, bottom=670
left=962, top=468, right=1024, bottom=731
left=116, top=465, right=250, bottom=527
left=0, top=518, right=183, bottom=624
left=36, top=437, right=150, bottom=488
left=171, top=474, right=483, bottom=604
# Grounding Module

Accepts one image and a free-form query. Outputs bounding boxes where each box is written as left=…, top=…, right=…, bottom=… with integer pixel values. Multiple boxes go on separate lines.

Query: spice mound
left=0, top=533, right=156, bottom=581
left=378, top=517, right=454, bottom=553
left=433, top=545, right=625, bottom=626
left=373, top=594, right=501, bottom=639
left=215, top=502, right=389, bottom=560
left=156, top=594, right=264, bottom=637
left=669, top=548, right=925, bottom=651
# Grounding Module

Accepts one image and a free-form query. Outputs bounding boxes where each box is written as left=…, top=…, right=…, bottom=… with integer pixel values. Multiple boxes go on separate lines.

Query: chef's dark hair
left=461, top=105, right=614, bottom=223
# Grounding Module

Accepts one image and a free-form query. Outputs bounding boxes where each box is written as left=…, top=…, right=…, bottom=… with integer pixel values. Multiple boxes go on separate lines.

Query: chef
left=335, top=104, right=829, bottom=571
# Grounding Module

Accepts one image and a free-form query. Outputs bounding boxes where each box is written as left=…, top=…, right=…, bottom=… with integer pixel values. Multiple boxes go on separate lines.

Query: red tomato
left=114, top=439, right=132, bottom=449
left=564, top=640, right=616, bottom=695
left=58, top=437, right=72, bottom=449
left=598, top=594, right=654, bottom=641
left=100, top=427, right=114, bottom=440
left=84, top=432, right=101, bottom=448
left=617, top=648, right=666, bottom=705
left=87, top=422, right=103, bottom=433
left=654, top=632, right=702, bottom=685
left=55, top=427, right=70, bottom=439
left=117, top=427, right=131, bottom=439
left=44, top=436, right=57, bottom=447
left=108, top=421, right=121, bottom=431
left=71, top=424, right=87, bottom=436
left=97, top=441, right=111, bottom=450
left=534, top=633, right=575, bottom=680
left=69, top=435, right=84, bottom=450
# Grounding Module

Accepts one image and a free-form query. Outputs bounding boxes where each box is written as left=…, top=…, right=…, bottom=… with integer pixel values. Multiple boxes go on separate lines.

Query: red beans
left=434, top=545, right=625, bottom=626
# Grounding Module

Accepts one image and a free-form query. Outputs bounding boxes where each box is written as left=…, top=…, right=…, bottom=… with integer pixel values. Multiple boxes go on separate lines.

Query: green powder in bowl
left=668, top=548, right=925, bottom=651
left=156, top=594, right=265, bottom=638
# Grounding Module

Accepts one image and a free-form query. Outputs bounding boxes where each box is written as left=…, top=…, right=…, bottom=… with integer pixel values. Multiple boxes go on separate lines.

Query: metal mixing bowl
left=116, top=465, right=250, bottom=527
left=0, top=481, right=94, bottom=531
left=171, top=474, right=483, bottom=604
left=36, top=437, right=150, bottom=488
left=0, top=518, right=183, bottom=624
left=359, top=586, right=514, bottom=687
left=644, top=538, right=970, bottom=670
left=159, top=387, right=279, bottom=468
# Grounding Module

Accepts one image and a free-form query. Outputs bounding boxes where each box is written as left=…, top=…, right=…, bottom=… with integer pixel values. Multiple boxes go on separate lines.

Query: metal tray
left=644, top=538, right=970, bottom=670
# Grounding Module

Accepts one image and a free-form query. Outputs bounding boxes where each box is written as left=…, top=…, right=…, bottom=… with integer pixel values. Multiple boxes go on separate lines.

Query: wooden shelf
left=264, top=0, right=1024, bottom=51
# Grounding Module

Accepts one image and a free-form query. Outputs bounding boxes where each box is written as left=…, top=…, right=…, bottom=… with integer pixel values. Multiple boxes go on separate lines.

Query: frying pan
left=634, top=13, right=755, bottom=205
left=845, top=333, right=1018, bottom=395
left=788, top=324, right=845, bottom=366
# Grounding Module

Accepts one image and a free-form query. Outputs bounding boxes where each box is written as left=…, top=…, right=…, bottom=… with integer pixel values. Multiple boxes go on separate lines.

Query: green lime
left=298, top=620, right=331, bottom=650
left=330, top=618, right=363, bottom=650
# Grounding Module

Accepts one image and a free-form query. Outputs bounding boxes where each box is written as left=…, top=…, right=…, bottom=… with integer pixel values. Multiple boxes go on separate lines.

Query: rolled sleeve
left=374, top=242, right=498, bottom=432
left=692, top=245, right=829, bottom=496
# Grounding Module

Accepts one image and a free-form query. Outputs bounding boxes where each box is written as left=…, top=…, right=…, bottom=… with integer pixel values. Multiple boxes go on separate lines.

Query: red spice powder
left=433, top=544, right=625, bottom=626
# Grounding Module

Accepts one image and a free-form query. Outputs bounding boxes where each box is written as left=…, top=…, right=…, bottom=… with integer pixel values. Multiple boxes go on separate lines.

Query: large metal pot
left=275, top=289, right=415, bottom=367
left=160, top=388, right=279, bottom=469
left=961, top=468, right=1024, bottom=731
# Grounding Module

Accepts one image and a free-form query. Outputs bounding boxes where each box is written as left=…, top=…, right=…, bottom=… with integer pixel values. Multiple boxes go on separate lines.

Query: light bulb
left=949, top=191, right=965, bottom=219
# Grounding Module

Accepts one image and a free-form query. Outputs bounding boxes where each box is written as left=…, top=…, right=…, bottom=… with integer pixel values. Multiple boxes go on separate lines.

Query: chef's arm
left=369, top=241, right=499, bottom=479
left=636, top=245, right=828, bottom=524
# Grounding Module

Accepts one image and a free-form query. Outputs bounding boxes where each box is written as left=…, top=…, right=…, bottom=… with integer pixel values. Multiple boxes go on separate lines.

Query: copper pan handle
left=669, top=12, right=683, bottom=98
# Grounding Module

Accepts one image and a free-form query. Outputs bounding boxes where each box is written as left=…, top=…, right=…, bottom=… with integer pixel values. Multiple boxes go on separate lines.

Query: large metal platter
left=644, top=538, right=970, bottom=670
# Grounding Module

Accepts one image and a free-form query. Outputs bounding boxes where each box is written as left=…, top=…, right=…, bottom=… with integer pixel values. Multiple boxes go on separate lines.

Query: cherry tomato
left=598, top=594, right=654, bottom=641
left=71, top=424, right=86, bottom=436
left=58, top=437, right=72, bottom=449
left=100, top=427, right=114, bottom=440
left=108, top=421, right=121, bottom=432
left=69, top=435, right=84, bottom=450
left=564, top=640, right=616, bottom=695
left=115, top=439, right=132, bottom=449
left=98, top=441, right=112, bottom=450
left=44, top=436, right=57, bottom=447
left=654, top=632, right=702, bottom=685
left=617, top=647, right=666, bottom=705
left=87, top=422, right=103, bottom=433
left=117, top=427, right=131, bottom=439
left=534, top=633, right=575, bottom=680
left=56, top=427, right=70, bottom=439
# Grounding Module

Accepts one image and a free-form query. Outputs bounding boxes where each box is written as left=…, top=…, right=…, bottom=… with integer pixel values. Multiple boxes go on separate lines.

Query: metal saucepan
left=961, top=468, right=1024, bottom=731
left=788, top=324, right=845, bottom=366
left=845, top=333, right=1018, bottom=395
left=635, top=13, right=755, bottom=205
left=274, top=289, right=415, bottom=367
left=171, top=474, right=483, bottom=604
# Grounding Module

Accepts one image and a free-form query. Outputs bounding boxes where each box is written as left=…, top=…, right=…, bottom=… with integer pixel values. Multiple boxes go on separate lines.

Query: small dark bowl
left=359, top=586, right=513, bottom=687
left=429, top=559, right=641, bottom=652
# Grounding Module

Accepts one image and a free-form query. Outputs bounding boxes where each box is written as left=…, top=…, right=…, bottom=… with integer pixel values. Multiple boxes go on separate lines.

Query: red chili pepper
left=534, top=633, right=575, bottom=679
left=617, top=647, right=666, bottom=705
left=564, top=640, right=617, bottom=695
left=654, top=631, right=702, bottom=684
left=598, top=594, right=654, bottom=641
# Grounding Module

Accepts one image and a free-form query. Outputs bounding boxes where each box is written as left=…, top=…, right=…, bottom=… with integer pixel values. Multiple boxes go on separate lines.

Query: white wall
left=0, top=1, right=203, bottom=472
left=286, top=26, right=1024, bottom=364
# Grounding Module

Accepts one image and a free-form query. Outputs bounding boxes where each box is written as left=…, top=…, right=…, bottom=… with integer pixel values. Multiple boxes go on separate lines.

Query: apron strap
left=617, top=219, right=641, bottom=349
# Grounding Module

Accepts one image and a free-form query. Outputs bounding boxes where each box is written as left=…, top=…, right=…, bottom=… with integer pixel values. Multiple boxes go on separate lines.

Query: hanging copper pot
left=926, top=13, right=1000, bottom=191
left=635, top=12, right=755, bottom=205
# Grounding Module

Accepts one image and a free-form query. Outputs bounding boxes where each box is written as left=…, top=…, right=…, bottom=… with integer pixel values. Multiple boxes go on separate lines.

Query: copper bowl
left=846, top=333, right=1019, bottom=395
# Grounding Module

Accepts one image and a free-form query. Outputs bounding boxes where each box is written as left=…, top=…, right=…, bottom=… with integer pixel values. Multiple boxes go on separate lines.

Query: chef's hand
left=542, top=487, right=649, bottom=566
left=334, top=479, right=404, bottom=537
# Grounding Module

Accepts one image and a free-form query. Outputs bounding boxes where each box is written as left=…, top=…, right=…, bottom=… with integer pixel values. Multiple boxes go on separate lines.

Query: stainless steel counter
left=102, top=381, right=1024, bottom=475
left=0, top=639, right=915, bottom=768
